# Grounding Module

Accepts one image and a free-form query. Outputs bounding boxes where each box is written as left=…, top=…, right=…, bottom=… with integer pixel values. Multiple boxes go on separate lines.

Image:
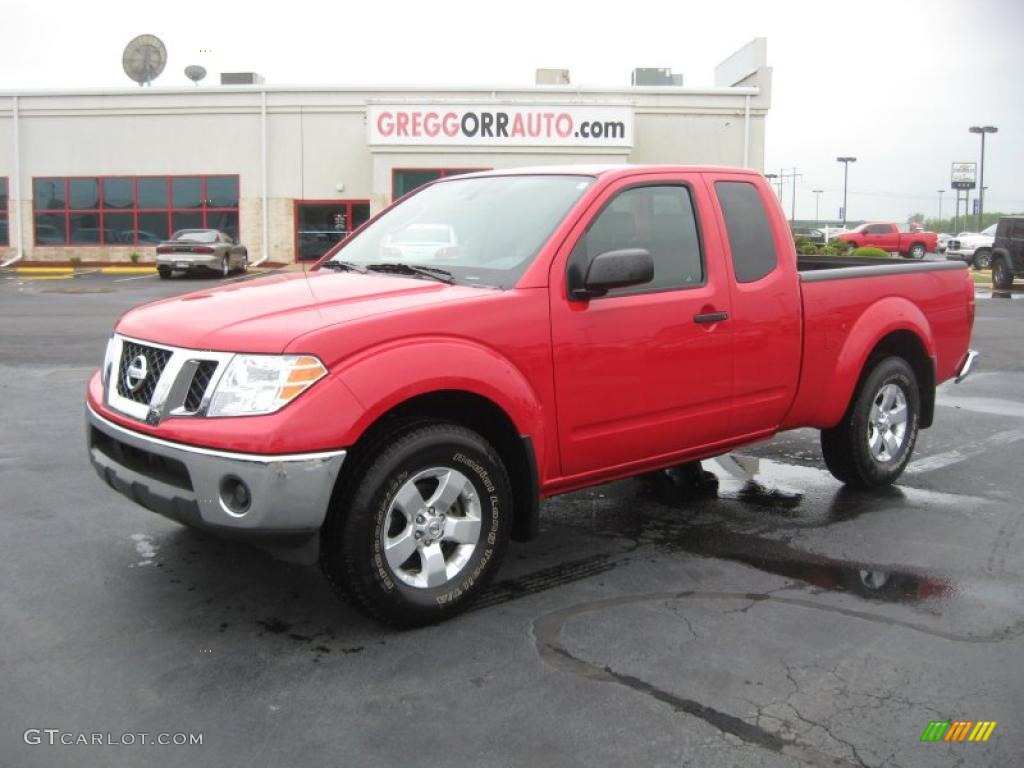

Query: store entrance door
left=294, top=200, right=370, bottom=261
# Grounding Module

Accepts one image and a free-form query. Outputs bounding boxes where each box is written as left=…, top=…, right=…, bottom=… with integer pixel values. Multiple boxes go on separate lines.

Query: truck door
left=550, top=175, right=734, bottom=478
left=867, top=223, right=898, bottom=251
left=708, top=175, right=802, bottom=436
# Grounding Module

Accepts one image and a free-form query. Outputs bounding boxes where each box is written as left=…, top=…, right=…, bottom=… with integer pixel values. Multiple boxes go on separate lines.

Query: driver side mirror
left=570, top=248, right=654, bottom=300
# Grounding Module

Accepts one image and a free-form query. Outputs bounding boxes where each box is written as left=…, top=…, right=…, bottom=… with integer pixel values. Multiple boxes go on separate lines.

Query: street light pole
left=764, top=173, right=779, bottom=199
left=937, top=189, right=944, bottom=224
left=836, top=156, right=857, bottom=227
left=812, top=189, right=823, bottom=224
left=969, top=125, right=997, bottom=230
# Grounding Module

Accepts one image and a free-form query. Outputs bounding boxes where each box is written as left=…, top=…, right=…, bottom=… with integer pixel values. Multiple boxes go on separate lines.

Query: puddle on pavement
left=541, top=456, right=984, bottom=609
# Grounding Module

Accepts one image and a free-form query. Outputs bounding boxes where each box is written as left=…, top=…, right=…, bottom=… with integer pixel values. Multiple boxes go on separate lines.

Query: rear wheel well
left=860, top=331, right=935, bottom=428
left=332, top=390, right=539, bottom=542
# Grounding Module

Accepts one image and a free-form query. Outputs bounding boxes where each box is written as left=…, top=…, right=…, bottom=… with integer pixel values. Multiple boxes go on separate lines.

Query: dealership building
left=0, top=40, right=771, bottom=266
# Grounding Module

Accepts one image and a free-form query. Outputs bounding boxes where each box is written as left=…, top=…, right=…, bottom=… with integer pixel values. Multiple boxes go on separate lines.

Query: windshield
left=325, top=174, right=594, bottom=288
left=982, top=223, right=997, bottom=236
left=172, top=230, right=218, bottom=243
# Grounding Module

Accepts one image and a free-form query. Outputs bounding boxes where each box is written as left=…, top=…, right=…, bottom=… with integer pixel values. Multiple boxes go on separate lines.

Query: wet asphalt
left=1, top=268, right=1022, bottom=767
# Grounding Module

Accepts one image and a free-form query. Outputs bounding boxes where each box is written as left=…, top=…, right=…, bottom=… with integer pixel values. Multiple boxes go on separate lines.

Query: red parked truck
left=86, top=166, right=977, bottom=627
left=836, top=222, right=938, bottom=259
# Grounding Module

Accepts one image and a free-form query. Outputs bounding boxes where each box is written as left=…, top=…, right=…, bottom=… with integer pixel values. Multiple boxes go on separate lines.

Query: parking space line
left=113, top=273, right=159, bottom=282
left=907, top=429, right=1024, bottom=475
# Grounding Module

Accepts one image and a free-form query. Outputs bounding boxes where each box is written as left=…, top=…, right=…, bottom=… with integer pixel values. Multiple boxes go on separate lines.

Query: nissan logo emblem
left=125, top=354, right=149, bottom=392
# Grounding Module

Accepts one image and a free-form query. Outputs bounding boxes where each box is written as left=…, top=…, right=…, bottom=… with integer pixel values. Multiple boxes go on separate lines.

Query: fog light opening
left=219, top=476, right=252, bottom=517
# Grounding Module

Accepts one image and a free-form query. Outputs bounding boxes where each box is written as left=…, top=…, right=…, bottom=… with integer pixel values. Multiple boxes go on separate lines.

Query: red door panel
left=549, top=174, right=734, bottom=478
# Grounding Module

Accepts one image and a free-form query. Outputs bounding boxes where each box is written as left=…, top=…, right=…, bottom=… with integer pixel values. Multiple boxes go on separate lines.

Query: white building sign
left=368, top=104, right=633, bottom=148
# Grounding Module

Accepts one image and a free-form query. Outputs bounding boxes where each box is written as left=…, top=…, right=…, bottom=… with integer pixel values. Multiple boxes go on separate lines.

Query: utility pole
left=969, top=125, right=997, bottom=230
left=937, top=190, right=944, bottom=224
left=776, top=167, right=801, bottom=225
left=813, top=189, right=824, bottom=224
left=836, top=156, right=857, bottom=226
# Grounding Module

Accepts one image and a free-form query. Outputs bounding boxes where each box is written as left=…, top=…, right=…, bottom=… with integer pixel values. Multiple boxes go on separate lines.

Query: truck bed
left=797, top=256, right=967, bottom=277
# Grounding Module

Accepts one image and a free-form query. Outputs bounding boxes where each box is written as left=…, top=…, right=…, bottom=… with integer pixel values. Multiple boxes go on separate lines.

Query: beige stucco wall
left=0, top=77, right=769, bottom=264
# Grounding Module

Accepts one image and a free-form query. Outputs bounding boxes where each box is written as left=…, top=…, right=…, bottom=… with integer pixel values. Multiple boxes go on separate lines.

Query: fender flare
left=813, top=296, right=935, bottom=428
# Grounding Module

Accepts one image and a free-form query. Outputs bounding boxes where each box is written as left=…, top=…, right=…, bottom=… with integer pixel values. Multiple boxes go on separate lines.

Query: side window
left=568, top=185, right=703, bottom=296
left=714, top=181, right=778, bottom=283
left=866, top=224, right=889, bottom=234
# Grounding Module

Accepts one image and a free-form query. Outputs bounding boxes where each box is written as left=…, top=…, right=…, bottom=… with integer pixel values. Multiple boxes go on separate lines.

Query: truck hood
left=116, top=270, right=490, bottom=352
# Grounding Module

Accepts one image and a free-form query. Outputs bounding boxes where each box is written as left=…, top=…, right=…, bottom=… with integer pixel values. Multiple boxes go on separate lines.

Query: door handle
left=693, top=311, right=729, bottom=324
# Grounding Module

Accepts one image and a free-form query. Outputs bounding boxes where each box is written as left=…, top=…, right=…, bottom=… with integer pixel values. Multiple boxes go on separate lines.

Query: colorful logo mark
left=921, top=721, right=997, bottom=743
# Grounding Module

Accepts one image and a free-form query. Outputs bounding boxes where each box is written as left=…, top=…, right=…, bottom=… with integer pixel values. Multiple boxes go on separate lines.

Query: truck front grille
left=184, top=361, right=219, bottom=412
left=116, top=341, right=172, bottom=405
left=105, top=335, right=234, bottom=423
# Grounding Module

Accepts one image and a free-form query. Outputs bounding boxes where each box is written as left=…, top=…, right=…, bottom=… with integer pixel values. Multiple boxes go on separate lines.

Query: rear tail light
left=967, top=271, right=976, bottom=330
left=381, top=246, right=402, bottom=259
left=436, top=246, right=458, bottom=259
left=156, top=246, right=170, bottom=254
left=192, top=246, right=214, bottom=254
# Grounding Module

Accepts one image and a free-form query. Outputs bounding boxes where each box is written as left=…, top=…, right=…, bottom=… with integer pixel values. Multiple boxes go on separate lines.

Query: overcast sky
left=2, top=0, right=1021, bottom=224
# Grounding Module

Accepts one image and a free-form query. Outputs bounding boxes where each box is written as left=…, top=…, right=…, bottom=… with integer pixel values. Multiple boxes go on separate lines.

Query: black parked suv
left=991, top=217, right=1024, bottom=289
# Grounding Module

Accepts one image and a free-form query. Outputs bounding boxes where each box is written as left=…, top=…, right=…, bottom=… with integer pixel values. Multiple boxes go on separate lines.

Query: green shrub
left=69, top=256, right=82, bottom=268
left=799, top=243, right=819, bottom=255
left=852, top=246, right=892, bottom=259
left=129, top=251, right=140, bottom=264
left=794, top=236, right=811, bottom=249
left=829, top=239, right=853, bottom=255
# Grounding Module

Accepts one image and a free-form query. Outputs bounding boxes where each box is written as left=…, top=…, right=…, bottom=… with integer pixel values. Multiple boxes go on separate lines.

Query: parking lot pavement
left=2, top=272, right=1023, bottom=767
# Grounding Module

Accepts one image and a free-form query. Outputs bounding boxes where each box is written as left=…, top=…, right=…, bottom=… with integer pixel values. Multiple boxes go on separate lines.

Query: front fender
left=812, top=296, right=934, bottom=428
left=330, top=335, right=548, bottom=463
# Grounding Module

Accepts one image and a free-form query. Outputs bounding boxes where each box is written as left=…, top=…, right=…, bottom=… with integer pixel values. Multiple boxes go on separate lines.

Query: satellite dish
left=184, top=65, right=207, bottom=85
left=122, top=34, right=167, bottom=87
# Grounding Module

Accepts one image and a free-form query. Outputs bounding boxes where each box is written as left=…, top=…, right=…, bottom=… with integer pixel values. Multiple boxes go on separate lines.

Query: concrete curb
left=98, top=266, right=156, bottom=274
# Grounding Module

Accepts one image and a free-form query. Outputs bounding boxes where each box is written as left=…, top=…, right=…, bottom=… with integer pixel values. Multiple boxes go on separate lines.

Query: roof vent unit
left=631, top=68, right=683, bottom=86
left=220, top=72, right=265, bottom=85
left=535, top=68, right=570, bottom=85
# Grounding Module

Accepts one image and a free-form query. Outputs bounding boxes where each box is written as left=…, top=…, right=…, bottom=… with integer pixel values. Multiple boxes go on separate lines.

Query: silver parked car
left=156, top=229, right=247, bottom=279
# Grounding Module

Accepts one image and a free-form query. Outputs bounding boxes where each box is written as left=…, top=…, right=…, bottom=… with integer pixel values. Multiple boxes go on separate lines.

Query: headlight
left=207, top=354, right=327, bottom=417
left=101, top=335, right=118, bottom=388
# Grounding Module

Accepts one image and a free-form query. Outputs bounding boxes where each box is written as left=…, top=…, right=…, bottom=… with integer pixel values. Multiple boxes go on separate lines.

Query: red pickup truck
left=836, top=222, right=938, bottom=259
left=86, top=166, right=976, bottom=627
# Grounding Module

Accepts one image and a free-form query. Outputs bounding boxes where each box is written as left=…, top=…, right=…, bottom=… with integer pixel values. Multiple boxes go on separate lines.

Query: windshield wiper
left=319, top=260, right=367, bottom=273
left=364, top=263, right=455, bottom=284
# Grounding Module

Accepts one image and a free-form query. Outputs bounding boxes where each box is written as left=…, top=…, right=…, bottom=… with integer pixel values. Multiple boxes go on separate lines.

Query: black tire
left=157, top=267, right=172, bottom=280
left=220, top=257, right=229, bottom=278
left=992, top=257, right=1013, bottom=290
left=239, top=252, right=248, bottom=273
left=820, top=356, right=920, bottom=488
left=908, top=243, right=926, bottom=260
left=320, top=423, right=511, bottom=628
left=973, top=249, right=992, bottom=270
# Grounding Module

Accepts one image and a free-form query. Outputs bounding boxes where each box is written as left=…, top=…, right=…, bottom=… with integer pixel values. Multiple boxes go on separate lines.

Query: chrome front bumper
left=87, top=405, right=346, bottom=543
left=955, top=349, right=979, bottom=384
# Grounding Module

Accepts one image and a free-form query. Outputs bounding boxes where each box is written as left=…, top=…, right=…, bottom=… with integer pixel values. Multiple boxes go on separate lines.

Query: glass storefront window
left=172, top=177, right=202, bottom=209
left=31, top=175, right=239, bottom=245
left=103, top=178, right=134, bottom=209
left=295, top=201, right=371, bottom=261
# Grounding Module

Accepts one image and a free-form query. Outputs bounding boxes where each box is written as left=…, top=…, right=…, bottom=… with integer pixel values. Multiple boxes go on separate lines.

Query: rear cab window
left=714, top=181, right=778, bottom=283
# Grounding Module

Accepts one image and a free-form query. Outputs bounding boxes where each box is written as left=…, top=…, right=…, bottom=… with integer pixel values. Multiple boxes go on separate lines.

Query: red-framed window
left=391, top=168, right=490, bottom=202
left=32, top=175, right=240, bottom=246
left=294, top=200, right=371, bottom=261
left=0, top=177, right=8, bottom=246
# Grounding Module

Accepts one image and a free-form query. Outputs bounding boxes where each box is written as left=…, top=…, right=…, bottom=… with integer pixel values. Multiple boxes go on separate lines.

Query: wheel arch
left=815, top=300, right=936, bottom=429
left=331, top=389, right=540, bottom=543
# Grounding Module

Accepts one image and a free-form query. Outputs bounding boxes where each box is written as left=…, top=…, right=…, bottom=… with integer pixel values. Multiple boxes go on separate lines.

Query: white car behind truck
left=945, top=224, right=996, bottom=269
